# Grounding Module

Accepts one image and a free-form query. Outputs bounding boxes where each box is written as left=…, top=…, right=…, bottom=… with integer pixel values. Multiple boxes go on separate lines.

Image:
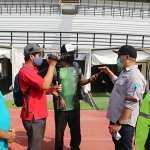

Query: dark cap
left=113, top=45, right=137, bottom=58
left=61, top=44, right=77, bottom=53
left=24, top=43, right=46, bottom=56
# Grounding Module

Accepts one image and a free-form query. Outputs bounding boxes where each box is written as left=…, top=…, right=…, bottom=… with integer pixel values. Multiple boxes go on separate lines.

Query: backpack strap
left=19, top=66, right=35, bottom=93
left=20, top=66, right=35, bottom=72
left=72, top=62, right=85, bottom=100
left=19, top=66, right=35, bottom=117
left=72, top=62, right=81, bottom=80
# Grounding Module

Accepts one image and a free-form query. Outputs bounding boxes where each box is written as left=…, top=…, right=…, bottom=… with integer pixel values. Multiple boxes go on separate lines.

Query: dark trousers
left=22, top=117, right=46, bottom=150
left=112, top=124, right=135, bottom=150
left=145, top=130, right=150, bottom=150
left=54, top=107, right=81, bottom=150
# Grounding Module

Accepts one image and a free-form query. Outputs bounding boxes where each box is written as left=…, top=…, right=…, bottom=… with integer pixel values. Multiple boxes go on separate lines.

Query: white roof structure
left=0, top=47, right=11, bottom=59
left=0, top=7, right=150, bottom=92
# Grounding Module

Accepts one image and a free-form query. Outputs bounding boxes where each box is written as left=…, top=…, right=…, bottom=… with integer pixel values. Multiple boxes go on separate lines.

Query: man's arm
left=98, top=66, right=116, bottom=80
left=117, top=107, right=132, bottom=125
left=42, top=54, right=58, bottom=90
left=9, top=122, right=15, bottom=133
left=109, top=107, right=132, bottom=137
left=51, top=91, right=66, bottom=109
left=46, top=82, right=62, bottom=94
left=0, top=130, right=16, bottom=143
left=79, top=73, right=99, bottom=85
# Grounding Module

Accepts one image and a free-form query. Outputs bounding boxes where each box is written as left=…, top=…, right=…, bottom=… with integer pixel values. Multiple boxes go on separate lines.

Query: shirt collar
left=124, top=65, right=138, bottom=71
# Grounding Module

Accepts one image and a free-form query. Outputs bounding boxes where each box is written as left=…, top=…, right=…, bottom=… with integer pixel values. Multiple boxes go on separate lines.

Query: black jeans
left=112, top=124, right=135, bottom=150
left=22, top=117, right=46, bottom=150
left=54, top=107, right=81, bottom=150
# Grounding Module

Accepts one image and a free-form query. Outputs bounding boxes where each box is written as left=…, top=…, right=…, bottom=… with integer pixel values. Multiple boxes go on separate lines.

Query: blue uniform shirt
left=0, top=91, right=11, bottom=150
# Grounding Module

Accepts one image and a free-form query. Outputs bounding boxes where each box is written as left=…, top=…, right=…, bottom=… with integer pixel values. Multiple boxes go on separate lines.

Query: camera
left=47, top=54, right=65, bottom=110
left=47, top=54, right=67, bottom=61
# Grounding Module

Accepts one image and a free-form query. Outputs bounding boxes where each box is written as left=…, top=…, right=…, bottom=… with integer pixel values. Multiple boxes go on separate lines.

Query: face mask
left=67, top=55, right=74, bottom=63
left=117, top=58, right=124, bottom=68
left=33, top=57, right=43, bottom=66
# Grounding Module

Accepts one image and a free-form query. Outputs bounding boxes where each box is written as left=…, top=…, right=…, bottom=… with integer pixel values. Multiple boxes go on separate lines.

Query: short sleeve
left=124, top=74, right=145, bottom=110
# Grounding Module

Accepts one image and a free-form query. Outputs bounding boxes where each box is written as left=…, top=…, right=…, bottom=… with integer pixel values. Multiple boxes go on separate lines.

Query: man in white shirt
left=98, top=45, right=146, bottom=150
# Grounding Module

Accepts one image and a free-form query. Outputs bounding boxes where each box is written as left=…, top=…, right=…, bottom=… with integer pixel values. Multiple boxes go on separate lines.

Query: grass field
left=92, top=93, right=110, bottom=110
left=4, top=93, right=110, bottom=110
left=5, top=100, right=95, bottom=110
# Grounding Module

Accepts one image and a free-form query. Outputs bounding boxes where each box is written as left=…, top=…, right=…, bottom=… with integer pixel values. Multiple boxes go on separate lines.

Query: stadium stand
left=0, top=0, right=150, bottom=107
left=0, top=13, right=150, bottom=50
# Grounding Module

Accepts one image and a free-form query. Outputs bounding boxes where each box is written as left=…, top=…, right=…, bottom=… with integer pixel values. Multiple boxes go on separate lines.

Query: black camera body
left=47, top=54, right=67, bottom=62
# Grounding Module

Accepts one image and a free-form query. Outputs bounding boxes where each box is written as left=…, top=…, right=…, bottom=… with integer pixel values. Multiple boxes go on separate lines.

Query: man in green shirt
left=52, top=44, right=98, bottom=150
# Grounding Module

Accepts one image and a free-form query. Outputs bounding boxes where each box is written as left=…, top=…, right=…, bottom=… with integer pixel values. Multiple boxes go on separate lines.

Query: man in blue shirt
left=0, top=91, right=16, bottom=150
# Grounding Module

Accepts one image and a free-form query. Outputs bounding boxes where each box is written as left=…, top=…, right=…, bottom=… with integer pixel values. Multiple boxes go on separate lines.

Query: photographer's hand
left=43, top=53, right=60, bottom=90
left=46, top=53, right=59, bottom=66
left=61, top=98, right=66, bottom=109
left=55, top=97, right=66, bottom=109
left=53, top=81, right=62, bottom=93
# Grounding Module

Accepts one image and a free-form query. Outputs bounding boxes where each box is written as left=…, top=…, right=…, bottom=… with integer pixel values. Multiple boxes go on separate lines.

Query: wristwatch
left=116, top=120, right=123, bottom=126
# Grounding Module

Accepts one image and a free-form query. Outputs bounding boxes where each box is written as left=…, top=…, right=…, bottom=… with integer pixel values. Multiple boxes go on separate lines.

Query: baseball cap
left=113, top=45, right=137, bottom=58
left=24, top=43, right=46, bottom=56
left=60, top=44, right=77, bottom=53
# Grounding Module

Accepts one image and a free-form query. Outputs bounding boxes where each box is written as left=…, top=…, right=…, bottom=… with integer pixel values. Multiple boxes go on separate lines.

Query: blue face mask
left=33, top=57, right=43, bottom=66
left=117, top=58, right=124, bottom=68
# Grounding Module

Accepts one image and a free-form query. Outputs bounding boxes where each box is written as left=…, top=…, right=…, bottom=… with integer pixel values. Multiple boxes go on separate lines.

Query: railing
left=0, top=0, right=150, bottom=5
left=0, top=4, right=61, bottom=15
left=77, top=5, right=150, bottom=18
left=0, top=2, right=150, bottom=18
left=1, top=31, right=150, bottom=50
left=58, top=0, right=80, bottom=5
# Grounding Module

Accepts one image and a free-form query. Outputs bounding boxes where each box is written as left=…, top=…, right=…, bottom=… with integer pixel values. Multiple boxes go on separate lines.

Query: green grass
left=80, top=101, right=94, bottom=110
left=5, top=100, right=20, bottom=109
left=5, top=100, right=94, bottom=110
left=4, top=93, right=110, bottom=110
left=92, top=93, right=110, bottom=110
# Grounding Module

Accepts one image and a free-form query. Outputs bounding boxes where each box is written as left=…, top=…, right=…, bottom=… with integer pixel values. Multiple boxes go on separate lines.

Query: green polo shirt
left=53, top=62, right=82, bottom=111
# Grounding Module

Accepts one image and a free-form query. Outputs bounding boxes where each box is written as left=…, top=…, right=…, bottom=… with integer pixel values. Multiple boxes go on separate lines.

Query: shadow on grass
left=92, top=92, right=110, bottom=110
left=92, top=93, right=110, bottom=97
